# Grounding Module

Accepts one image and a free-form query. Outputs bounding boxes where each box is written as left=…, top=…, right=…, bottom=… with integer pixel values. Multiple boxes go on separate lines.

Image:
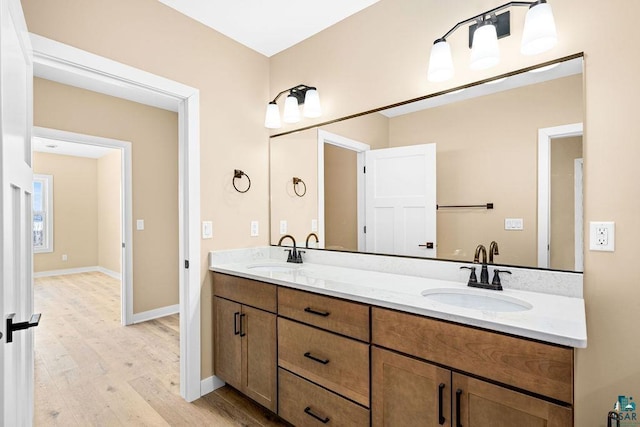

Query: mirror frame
left=269, top=52, right=585, bottom=273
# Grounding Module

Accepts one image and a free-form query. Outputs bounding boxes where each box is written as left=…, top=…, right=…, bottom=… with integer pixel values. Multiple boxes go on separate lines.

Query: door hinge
left=185, top=260, right=190, bottom=269
left=363, top=166, right=366, bottom=173
left=364, top=226, right=367, bottom=233
left=122, top=242, right=125, bottom=248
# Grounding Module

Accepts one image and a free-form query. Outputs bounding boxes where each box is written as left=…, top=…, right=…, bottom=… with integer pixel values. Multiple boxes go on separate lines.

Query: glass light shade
left=283, top=95, right=301, bottom=123
left=303, top=89, right=322, bottom=118
left=264, top=102, right=281, bottom=129
left=427, top=40, right=454, bottom=82
left=470, top=22, right=500, bottom=70
left=521, top=2, right=557, bottom=55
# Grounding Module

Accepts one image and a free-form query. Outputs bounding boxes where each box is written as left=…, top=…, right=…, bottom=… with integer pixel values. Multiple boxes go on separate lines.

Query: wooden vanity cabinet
left=213, top=273, right=277, bottom=411
left=371, top=308, right=574, bottom=427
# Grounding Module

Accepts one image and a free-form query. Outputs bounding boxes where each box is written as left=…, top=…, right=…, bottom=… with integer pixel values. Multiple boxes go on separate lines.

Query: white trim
left=132, top=304, right=179, bottom=324
left=316, top=130, right=370, bottom=251
left=31, top=34, right=202, bottom=402
left=200, top=376, right=226, bottom=396
left=33, top=266, right=101, bottom=278
left=537, top=123, right=583, bottom=269
left=574, top=158, right=584, bottom=272
left=97, top=266, right=121, bottom=280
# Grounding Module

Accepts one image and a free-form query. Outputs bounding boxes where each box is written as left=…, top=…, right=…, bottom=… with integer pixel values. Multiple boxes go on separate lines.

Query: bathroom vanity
left=210, top=247, right=585, bottom=427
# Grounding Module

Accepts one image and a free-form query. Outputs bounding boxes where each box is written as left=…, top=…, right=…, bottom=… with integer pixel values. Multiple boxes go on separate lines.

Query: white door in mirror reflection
left=365, top=144, right=436, bottom=257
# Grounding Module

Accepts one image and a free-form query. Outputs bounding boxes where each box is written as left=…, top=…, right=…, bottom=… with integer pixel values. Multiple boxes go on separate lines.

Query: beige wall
left=269, top=128, right=318, bottom=245
left=97, top=150, right=122, bottom=274
left=33, top=152, right=98, bottom=271
left=33, top=78, right=179, bottom=315
left=271, top=1, right=640, bottom=424
left=388, top=75, right=582, bottom=266
left=324, top=144, right=358, bottom=251
left=551, top=136, right=583, bottom=271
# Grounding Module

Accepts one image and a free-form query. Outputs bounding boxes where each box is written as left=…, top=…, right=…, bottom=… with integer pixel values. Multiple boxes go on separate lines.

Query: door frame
left=33, top=127, right=133, bottom=325
left=317, top=130, right=369, bottom=251
left=536, top=122, right=583, bottom=270
left=29, top=34, right=202, bottom=401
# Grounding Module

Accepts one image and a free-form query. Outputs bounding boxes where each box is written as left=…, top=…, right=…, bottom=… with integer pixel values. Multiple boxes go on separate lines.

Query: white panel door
left=1, top=1, right=35, bottom=425
left=365, top=144, right=436, bottom=257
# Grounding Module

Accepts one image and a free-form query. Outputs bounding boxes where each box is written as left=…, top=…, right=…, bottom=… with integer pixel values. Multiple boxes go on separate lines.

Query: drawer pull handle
left=304, top=307, right=330, bottom=317
left=304, top=352, right=329, bottom=365
left=438, top=383, right=445, bottom=425
left=456, top=389, right=463, bottom=427
left=304, top=406, right=330, bottom=424
left=233, top=312, right=240, bottom=336
left=239, top=313, right=246, bottom=337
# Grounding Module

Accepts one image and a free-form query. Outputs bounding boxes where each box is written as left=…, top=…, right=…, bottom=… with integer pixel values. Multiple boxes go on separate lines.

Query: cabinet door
left=214, top=297, right=242, bottom=389
left=372, top=347, right=451, bottom=427
left=242, top=305, right=277, bottom=411
left=452, top=373, right=572, bottom=427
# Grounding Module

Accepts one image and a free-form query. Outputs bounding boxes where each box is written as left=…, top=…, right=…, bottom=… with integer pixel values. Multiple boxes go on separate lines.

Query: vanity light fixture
left=427, top=0, right=557, bottom=82
left=264, top=84, right=322, bottom=129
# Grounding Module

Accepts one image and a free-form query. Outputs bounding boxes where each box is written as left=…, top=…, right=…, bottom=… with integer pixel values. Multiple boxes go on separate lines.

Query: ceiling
left=156, top=0, right=382, bottom=57
left=33, top=137, right=116, bottom=159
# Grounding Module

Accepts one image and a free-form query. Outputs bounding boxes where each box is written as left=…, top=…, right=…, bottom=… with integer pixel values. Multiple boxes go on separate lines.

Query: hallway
left=34, top=272, right=288, bottom=426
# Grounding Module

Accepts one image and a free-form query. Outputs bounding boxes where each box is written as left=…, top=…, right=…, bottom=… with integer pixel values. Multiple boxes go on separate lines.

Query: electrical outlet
left=62, top=254, right=68, bottom=261
left=311, top=219, right=318, bottom=232
left=280, top=220, right=288, bottom=235
left=590, top=221, right=615, bottom=251
left=250, top=220, right=259, bottom=237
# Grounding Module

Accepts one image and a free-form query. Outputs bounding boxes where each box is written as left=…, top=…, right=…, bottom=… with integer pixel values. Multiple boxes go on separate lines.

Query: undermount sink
left=421, top=288, right=533, bottom=312
left=246, top=263, right=299, bottom=273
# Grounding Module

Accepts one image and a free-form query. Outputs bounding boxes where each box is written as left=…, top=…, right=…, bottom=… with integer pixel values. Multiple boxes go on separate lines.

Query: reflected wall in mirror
left=270, top=56, right=584, bottom=271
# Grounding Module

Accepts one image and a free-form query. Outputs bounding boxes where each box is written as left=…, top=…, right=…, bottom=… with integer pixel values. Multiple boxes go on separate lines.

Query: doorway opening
left=32, top=127, right=133, bottom=323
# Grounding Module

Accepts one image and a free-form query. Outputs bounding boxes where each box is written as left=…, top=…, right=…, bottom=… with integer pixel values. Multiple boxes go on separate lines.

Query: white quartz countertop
left=210, top=258, right=587, bottom=348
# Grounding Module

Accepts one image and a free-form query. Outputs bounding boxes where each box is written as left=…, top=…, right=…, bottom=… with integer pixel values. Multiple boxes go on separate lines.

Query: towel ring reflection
left=233, top=169, right=251, bottom=193
left=293, top=177, right=306, bottom=197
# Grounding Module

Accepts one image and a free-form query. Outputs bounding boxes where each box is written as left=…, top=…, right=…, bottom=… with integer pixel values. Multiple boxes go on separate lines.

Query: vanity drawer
left=279, top=368, right=370, bottom=427
left=278, top=287, right=370, bottom=341
left=278, top=318, right=370, bottom=407
left=212, top=272, right=276, bottom=313
left=371, top=307, right=574, bottom=404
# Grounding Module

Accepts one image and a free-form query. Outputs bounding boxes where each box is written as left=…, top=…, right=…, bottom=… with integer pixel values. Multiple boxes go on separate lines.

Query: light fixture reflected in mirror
left=265, top=84, right=322, bottom=129
left=427, top=0, right=558, bottom=83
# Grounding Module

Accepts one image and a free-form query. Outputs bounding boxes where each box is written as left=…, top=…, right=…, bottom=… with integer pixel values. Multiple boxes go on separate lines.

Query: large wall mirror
left=270, top=54, right=584, bottom=272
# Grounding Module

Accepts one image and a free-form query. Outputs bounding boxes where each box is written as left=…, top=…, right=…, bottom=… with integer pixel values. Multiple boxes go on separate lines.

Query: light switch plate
left=505, top=218, right=523, bottom=230
left=202, top=221, right=213, bottom=239
left=136, top=219, right=144, bottom=231
left=250, top=220, right=259, bottom=237
left=590, top=221, right=615, bottom=251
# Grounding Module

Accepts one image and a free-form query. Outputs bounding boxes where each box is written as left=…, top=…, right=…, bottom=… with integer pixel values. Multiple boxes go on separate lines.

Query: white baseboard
left=97, top=266, right=121, bottom=280
left=34, top=266, right=100, bottom=278
left=132, top=304, right=179, bottom=324
left=34, top=265, right=123, bottom=279
left=201, top=375, right=225, bottom=396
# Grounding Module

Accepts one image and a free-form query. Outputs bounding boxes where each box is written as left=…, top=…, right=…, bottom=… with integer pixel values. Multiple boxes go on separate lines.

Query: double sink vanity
left=209, top=247, right=586, bottom=426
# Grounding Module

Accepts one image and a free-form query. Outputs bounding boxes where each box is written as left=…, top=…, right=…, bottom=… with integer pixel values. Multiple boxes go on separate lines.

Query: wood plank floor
left=34, top=272, right=290, bottom=426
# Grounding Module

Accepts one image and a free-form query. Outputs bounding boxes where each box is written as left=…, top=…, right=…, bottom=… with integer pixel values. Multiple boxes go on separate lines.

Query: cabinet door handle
left=304, top=406, right=330, bottom=424
left=455, top=389, right=463, bottom=427
left=239, top=313, right=246, bottom=337
left=304, top=307, right=330, bottom=317
left=438, top=383, right=446, bottom=425
left=304, top=352, right=329, bottom=365
left=233, top=312, right=240, bottom=335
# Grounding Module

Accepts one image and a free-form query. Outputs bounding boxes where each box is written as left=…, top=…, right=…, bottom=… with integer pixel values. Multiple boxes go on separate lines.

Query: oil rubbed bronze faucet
left=278, top=234, right=304, bottom=263
left=305, top=232, right=319, bottom=248
left=489, top=240, right=499, bottom=263
left=473, top=244, right=489, bottom=286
